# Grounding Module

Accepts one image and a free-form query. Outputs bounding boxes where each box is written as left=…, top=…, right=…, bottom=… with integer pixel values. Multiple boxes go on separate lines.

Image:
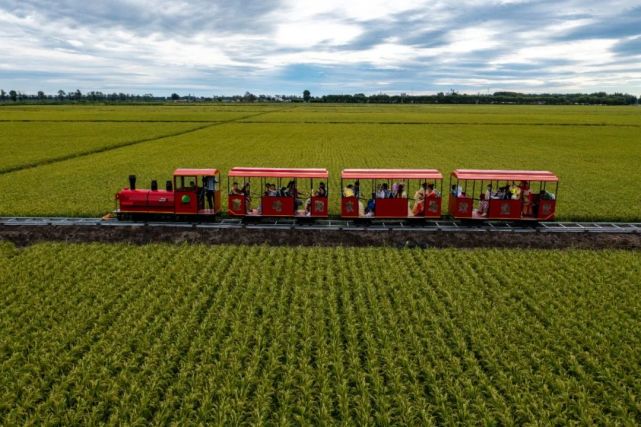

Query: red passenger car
left=340, top=169, right=443, bottom=219
left=227, top=167, right=329, bottom=218
left=449, top=169, right=558, bottom=221
left=115, top=168, right=221, bottom=219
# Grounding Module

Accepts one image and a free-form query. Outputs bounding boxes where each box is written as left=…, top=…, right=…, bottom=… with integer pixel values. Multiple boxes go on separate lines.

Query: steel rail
left=1, top=217, right=640, bottom=234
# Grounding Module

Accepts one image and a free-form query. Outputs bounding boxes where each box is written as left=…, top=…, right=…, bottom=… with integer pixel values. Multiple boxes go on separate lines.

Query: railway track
left=1, top=217, right=640, bottom=234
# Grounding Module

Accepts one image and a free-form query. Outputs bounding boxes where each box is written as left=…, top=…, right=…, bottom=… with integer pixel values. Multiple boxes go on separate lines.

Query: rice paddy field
left=1, top=104, right=641, bottom=424
left=0, top=241, right=640, bottom=425
left=0, top=104, right=640, bottom=219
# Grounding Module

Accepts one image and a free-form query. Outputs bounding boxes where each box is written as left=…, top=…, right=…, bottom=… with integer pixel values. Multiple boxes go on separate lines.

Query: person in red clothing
left=412, top=184, right=426, bottom=216
left=519, top=180, right=532, bottom=216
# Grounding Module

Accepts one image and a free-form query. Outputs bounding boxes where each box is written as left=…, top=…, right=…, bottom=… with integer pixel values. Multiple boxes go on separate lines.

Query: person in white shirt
left=203, top=176, right=216, bottom=210
left=377, top=183, right=390, bottom=199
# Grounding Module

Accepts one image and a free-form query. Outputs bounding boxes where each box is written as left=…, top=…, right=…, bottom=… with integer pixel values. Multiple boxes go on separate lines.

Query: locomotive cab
left=173, top=168, right=221, bottom=216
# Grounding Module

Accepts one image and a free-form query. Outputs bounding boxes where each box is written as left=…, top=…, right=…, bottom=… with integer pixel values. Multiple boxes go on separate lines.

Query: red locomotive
left=115, top=167, right=558, bottom=221
left=115, top=168, right=221, bottom=220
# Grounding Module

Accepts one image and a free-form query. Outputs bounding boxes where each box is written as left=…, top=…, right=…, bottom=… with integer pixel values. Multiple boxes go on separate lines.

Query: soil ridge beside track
left=2, top=224, right=640, bottom=249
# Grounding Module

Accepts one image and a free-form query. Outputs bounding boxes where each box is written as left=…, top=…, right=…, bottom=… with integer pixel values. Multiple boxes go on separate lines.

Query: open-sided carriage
left=449, top=169, right=559, bottom=221
left=116, top=168, right=221, bottom=220
left=340, top=169, right=443, bottom=219
left=227, top=167, right=329, bottom=218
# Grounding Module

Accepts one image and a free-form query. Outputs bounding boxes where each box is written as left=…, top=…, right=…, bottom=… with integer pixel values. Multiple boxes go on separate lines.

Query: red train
left=115, top=167, right=558, bottom=221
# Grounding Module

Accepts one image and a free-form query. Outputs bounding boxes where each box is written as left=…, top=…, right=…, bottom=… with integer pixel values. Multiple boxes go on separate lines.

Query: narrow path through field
left=0, top=107, right=295, bottom=176
left=238, top=120, right=641, bottom=127
left=0, top=119, right=225, bottom=123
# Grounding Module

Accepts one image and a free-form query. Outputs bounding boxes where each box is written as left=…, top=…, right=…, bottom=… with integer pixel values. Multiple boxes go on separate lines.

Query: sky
left=0, top=0, right=640, bottom=96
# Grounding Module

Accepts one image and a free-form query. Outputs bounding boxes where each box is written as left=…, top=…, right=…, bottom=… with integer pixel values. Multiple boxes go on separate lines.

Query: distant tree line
left=0, top=89, right=302, bottom=104
left=0, top=88, right=638, bottom=106
left=316, top=91, right=639, bottom=105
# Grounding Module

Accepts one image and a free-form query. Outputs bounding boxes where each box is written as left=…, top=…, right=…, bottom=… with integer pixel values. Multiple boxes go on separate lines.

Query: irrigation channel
left=1, top=217, right=641, bottom=249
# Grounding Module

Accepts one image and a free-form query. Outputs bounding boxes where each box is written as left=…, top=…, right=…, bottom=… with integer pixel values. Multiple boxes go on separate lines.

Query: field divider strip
left=0, top=119, right=225, bottom=123
left=2, top=120, right=639, bottom=127
left=0, top=107, right=293, bottom=176
left=238, top=120, right=641, bottom=127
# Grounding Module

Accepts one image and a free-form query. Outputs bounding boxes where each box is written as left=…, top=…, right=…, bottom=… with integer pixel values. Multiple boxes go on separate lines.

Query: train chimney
left=128, top=174, right=136, bottom=190
left=151, top=180, right=158, bottom=191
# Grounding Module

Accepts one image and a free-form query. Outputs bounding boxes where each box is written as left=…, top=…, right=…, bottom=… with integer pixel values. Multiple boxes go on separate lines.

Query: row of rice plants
left=241, top=104, right=641, bottom=126
left=0, top=105, right=276, bottom=122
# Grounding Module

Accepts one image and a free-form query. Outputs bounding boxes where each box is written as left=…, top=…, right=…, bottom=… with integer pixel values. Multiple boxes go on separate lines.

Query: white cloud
left=274, top=21, right=363, bottom=48
left=0, top=0, right=640, bottom=94
left=492, top=39, right=618, bottom=65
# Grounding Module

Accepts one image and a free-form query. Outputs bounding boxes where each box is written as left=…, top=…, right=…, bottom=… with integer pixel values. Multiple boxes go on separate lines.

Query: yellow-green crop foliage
left=0, top=104, right=639, bottom=219
left=0, top=242, right=640, bottom=424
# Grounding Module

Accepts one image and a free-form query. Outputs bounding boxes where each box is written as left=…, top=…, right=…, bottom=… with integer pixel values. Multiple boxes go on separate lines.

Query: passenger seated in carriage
left=343, top=184, right=355, bottom=197
left=377, top=183, right=390, bottom=198
left=412, top=183, right=437, bottom=216
left=520, top=181, right=532, bottom=216
left=394, top=183, right=407, bottom=198
left=478, top=193, right=488, bottom=216
left=365, top=192, right=376, bottom=217
left=496, top=185, right=510, bottom=200
left=317, top=182, right=327, bottom=197
left=304, top=182, right=327, bottom=215
left=239, top=182, right=251, bottom=213
left=426, top=183, right=438, bottom=198
left=305, top=190, right=318, bottom=216
left=264, top=183, right=278, bottom=196
left=485, top=184, right=494, bottom=200
left=287, top=181, right=303, bottom=210
left=230, top=182, right=243, bottom=195
left=412, top=187, right=425, bottom=216
left=509, top=181, right=521, bottom=200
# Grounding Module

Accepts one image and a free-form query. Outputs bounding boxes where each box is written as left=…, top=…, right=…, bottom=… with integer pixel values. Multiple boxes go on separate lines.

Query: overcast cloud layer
left=0, top=0, right=640, bottom=95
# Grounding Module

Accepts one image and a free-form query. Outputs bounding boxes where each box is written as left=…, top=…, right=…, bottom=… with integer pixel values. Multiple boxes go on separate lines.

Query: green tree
left=243, top=91, right=256, bottom=102
left=0, top=89, right=5, bottom=101
left=303, top=89, right=311, bottom=102
left=57, top=90, right=66, bottom=101
left=9, top=90, right=17, bottom=102
left=37, top=90, right=45, bottom=100
left=170, top=93, right=180, bottom=100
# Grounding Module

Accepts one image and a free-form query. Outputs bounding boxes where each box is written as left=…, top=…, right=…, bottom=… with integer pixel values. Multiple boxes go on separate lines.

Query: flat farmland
left=0, top=104, right=639, bottom=219
left=0, top=122, right=203, bottom=173
left=1, top=242, right=640, bottom=425
left=0, top=104, right=278, bottom=122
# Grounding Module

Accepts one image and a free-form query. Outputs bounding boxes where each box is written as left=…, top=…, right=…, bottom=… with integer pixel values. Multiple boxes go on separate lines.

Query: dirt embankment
left=1, top=225, right=640, bottom=249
